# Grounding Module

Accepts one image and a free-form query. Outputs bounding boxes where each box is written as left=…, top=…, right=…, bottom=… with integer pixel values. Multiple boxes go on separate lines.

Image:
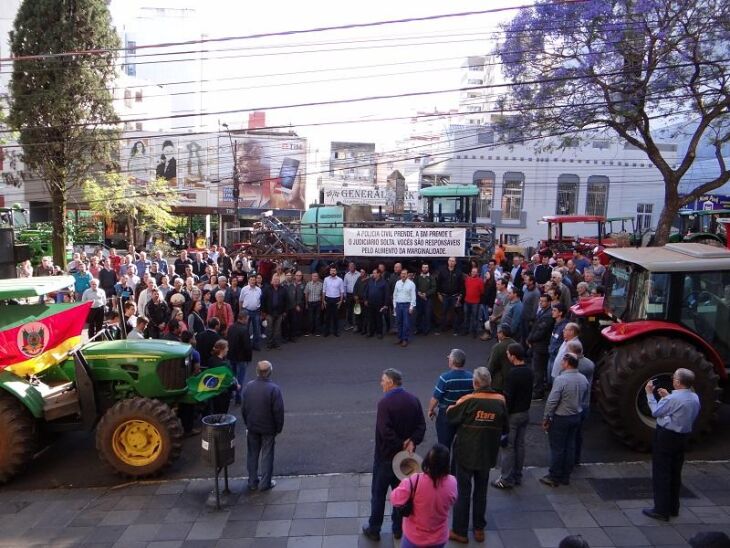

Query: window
left=502, top=233, right=519, bottom=245
left=680, top=271, right=730, bottom=364
left=473, top=170, right=495, bottom=218
left=592, top=140, right=610, bottom=149
left=501, top=172, right=524, bottom=220
left=124, top=89, right=132, bottom=108
left=636, top=203, right=653, bottom=231
left=135, top=122, right=143, bottom=131
left=126, top=40, right=136, bottom=56
left=135, top=90, right=143, bottom=103
left=477, top=131, right=494, bottom=144
left=467, top=79, right=483, bottom=85
left=421, top=174, right=450, bottom=188
left=126, top=64, right=136, bottom=76
left=586, top=175, right=609, bottom=216
left=556, top=174, right=579, bottom=215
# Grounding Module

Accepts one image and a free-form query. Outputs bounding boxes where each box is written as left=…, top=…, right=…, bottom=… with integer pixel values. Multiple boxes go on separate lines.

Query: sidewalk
left=0, top=461, right=728, bottom=548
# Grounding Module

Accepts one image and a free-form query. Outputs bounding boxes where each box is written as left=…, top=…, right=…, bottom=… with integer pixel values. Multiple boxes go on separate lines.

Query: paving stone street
left=1, top=461, right=729, bottom=547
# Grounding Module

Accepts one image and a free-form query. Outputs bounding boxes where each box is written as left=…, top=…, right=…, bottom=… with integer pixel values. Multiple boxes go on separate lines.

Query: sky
left=110, top=0, right=528, bottom=156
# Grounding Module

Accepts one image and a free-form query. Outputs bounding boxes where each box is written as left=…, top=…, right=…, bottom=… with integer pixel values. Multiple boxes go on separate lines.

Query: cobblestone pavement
left=1, top=461, right=729, bottom=547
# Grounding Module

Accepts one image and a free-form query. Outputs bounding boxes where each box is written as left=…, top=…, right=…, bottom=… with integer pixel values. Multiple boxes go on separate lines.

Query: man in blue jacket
left=241, top=360, right=284, bottom=492
left=363, top=368, right=426, bottom=542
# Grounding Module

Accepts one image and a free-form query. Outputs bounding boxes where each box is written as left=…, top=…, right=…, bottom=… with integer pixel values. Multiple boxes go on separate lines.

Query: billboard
left=680, top=194, right=730, bottom=211
left=218, top=135, right=306, bottom=213
left=322, top=185, right=419, bottom=210
left=120, top=132, right=306, bottom=213
left=343, top=227, right=466, bottom=257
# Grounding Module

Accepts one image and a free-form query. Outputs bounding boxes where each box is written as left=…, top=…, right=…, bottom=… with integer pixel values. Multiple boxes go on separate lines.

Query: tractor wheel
left=597, top=336, right=719, bottom=452
left=96, top=397, right=183, bottom=478
left=0, top=392, right=38, bottom=483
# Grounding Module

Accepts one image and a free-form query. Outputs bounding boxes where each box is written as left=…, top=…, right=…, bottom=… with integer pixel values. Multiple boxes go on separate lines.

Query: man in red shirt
left=463, top=267, right=484, bottom=338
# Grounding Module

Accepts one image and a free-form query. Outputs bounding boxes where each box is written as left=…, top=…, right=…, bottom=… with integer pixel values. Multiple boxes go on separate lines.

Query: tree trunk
left=51, top=186, right=68, bottom=269
left=653, top=202, right=679, bottom=246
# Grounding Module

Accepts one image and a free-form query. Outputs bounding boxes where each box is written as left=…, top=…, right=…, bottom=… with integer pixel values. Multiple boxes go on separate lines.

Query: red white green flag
left=0, top=302, right=92, bottom=376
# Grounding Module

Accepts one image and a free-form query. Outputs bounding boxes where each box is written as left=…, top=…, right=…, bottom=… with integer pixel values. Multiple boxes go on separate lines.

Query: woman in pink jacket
left=390, top=444, right=457, bottom=548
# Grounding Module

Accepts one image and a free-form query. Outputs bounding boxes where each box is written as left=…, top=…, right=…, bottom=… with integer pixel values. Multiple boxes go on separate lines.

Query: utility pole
left=222, top=123, right=240, bottom=230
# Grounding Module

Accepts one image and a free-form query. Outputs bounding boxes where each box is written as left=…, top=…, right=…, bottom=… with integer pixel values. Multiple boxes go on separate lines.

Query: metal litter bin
left=201, top=414, right=236, bottom=467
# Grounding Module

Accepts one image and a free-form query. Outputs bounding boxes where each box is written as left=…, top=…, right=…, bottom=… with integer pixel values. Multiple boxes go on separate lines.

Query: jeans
left=324, top=297, right=340, bottom=336
left=464, top=303, right=480, bottom=335
left=402, top=537, right=445, bottom=548
left=435, top=408, right=457, bottom=450
left=396, top=302, right=411, bottom=342
left=368, top=459, right=403, bottom=535
left=652, top=426, right=688, bottom=517
left=547, top=414, right=581, bottom=484
left=285, top=308, right=302, bottom=340
left=500, top=411, right=529, bottom=485
left=531, top=348, right=549, bottom=395
left=266, top=313, right=284, bottom=347
left=478, top=304, right=490, bottom=328
left=416, top=296, right=432, bottom=334
left=452, top=464, right=489, bottom=536
left=246, top=308, right=262, bottom=349
left=246, top=432, right=276, bottom=489
left=231, top=361, right=250, bottom=403
left=439, top=294, right=461, bottom=332
left=368, top=304, right=385, bottom=337
left=307, top=302, right=321, bottom=334
left=345, top=294, right=356, bottom=327
left=575, top=408, right=589, bottom=465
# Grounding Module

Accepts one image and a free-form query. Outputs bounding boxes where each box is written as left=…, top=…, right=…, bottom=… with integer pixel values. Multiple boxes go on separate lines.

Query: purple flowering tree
left=496, top=0, right=730, bottom=245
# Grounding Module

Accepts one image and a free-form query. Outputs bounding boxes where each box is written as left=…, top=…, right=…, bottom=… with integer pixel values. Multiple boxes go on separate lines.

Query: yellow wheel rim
left=111, top=419, right=163, bottom=467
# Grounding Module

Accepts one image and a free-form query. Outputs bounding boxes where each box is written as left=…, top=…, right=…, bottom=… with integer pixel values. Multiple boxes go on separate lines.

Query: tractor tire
left=96, top=397, right=183, bottom=478
left=597, top=336, right=719, bottom=452
left=0, top=392, right=38, bottom=484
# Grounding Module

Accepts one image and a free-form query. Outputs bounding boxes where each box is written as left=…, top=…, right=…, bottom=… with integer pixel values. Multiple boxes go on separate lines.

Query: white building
left=458, top=55, right=498, bottom=126
left=419, top=124, right=679, bottom=247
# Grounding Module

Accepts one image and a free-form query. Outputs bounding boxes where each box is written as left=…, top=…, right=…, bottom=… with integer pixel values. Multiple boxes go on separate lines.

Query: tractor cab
left=671, top=208, right=730, bottom=247
left=420, top=184, right=479, bottom=224
left=538, top=215, right=611, bottom=263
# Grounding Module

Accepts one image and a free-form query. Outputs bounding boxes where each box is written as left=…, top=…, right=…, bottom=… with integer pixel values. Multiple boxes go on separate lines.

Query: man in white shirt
left=81, top=279, right=108, bottom=339
left=240, top=276, right=263, bottom=351
left=392, top=269, right=416, bottom=347
left=127, top=316, right=148, bottom=340
left=343, top=262, right=360, bottom=331
left=322, top=266, right=345, bottom=337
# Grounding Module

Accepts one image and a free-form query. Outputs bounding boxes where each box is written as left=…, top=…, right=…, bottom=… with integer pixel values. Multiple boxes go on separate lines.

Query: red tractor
left=573, top=242, right=729, bottom=451
left=539, top=215, right=623, bottom=265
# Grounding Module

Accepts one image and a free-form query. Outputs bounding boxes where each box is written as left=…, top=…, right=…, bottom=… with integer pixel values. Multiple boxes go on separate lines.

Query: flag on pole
left=0, top=302, right=92, bottom=377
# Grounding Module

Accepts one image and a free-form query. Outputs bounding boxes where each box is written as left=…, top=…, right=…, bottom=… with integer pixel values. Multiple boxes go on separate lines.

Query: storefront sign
left=323, top=185, right=419, bottom=209
left=344, top=227, right=466, bottom=257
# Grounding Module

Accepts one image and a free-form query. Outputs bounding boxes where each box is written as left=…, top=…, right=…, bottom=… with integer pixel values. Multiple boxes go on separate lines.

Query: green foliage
left=83, top=173, right=178, bottom=236
left=7, top=0, right=121, bottom=266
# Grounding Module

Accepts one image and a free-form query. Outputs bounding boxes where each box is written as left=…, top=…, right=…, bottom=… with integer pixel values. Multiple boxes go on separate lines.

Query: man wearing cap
left=427, top=349, right=473, bottom=452
left=363, top=368, right=426, bottom=542
left=447, top=367, right=508, bottom=544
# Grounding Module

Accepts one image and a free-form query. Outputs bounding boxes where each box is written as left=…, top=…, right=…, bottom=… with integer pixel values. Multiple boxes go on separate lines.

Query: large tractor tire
left=597, top=336, right=719, bottom=452
left=0, top=392, right=38, bottom=483
left=96, top=397, right=183, bottom=478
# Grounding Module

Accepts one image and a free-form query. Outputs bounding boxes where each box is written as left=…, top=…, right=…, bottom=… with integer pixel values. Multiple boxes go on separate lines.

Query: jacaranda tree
left=496, top=0, right=730, bottom=244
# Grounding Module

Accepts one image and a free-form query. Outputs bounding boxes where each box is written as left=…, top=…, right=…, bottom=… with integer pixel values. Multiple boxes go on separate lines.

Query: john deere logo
left=17, top=322, right=50, bottom=358
left=203, top=375, right=221, bottom=390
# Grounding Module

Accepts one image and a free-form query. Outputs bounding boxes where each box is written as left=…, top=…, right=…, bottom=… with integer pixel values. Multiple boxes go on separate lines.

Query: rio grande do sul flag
left=0, top=302, right=92, bottom=377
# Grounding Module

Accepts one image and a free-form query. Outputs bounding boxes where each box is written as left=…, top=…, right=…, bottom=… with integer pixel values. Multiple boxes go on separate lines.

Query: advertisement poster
left=218, top=136, right=307, bottom=212
left=680, top=194, right=730, bottom=211
left=323, top=185, right=419, bottom=210
left=344, top=227, right=466, bottom=257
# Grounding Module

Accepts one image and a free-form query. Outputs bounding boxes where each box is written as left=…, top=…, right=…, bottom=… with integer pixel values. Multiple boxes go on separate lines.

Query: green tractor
left=0, top=276, right=223, bottom=483
left=669, top=208, right=730, bottom=247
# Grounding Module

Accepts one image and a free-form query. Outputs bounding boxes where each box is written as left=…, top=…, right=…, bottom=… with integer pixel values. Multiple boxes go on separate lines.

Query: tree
left=496, top=0, right=730, bottom=245
left=8, top=0, right=120, bottom=267
left=83, top=174, right=178, bottom=248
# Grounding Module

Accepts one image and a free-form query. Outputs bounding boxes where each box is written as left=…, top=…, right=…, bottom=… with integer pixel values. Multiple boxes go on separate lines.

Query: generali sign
left=323, top=185, right=419, bottom=209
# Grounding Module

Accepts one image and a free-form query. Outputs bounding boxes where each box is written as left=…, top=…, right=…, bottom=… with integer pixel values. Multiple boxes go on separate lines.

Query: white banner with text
left=343, top=227, right=466, bottom=257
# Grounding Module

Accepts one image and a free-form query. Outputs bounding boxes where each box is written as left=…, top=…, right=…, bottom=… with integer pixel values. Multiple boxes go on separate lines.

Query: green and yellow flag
left=186, top=366, right=234, bottom=402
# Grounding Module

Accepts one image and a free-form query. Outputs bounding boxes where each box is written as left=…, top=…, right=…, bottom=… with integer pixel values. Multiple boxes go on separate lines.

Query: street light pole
left=222, top=123, right=240, bottom=230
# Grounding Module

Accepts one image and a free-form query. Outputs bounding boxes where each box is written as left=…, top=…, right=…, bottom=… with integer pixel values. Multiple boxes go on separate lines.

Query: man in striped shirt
left=427, top=349, right=474, bottom=452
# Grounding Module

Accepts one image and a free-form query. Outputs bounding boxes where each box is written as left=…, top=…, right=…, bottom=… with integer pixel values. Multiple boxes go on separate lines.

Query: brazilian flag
left=186, top=366, right=234, bottom=402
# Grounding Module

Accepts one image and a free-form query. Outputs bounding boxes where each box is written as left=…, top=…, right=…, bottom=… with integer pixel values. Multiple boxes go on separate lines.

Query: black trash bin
left=201, top=414, right=236, bottom=467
